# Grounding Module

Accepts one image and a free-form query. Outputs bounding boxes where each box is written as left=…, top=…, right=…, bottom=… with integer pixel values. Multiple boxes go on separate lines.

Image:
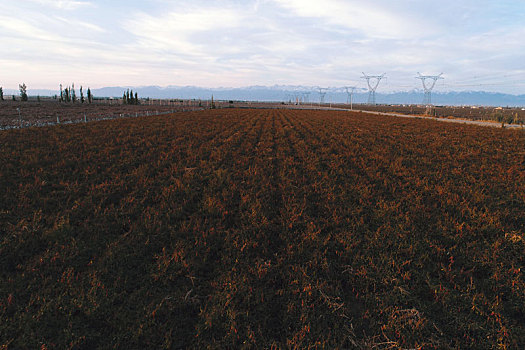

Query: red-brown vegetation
left=1, top=109, right=524, bottom=348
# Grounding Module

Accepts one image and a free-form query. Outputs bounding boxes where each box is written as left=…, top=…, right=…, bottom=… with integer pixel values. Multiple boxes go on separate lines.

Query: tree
left=19, top=83, right=28, bottom=101
left=0, top=87, right=3, bottom=101
left=87, top=88, right=93, bottom=104
left=121, top=89, right=139, bottom=105
left=64, top=86, right=70, bottom=102
left=72, top=83, right=76, bottom=103
left=80, top=86, right=84, bottom=103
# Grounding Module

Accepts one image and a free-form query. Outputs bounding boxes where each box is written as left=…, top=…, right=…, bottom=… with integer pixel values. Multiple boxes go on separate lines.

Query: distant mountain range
left=6, top=85, right=525, bottom=107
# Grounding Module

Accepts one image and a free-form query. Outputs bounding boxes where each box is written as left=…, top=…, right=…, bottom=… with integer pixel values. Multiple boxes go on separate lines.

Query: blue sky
left=1, top=0, right=524, bottom=93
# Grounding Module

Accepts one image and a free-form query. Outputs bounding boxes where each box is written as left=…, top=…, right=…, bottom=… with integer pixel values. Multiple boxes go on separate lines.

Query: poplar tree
left=64, top=86, right=70, bottom=102
left=19, top=83, right=28, bottom=101
left=72, top=83, right=76, bottom=103
left=80, top=86, right=84, bottom=103
left=0, top=87, right=3, bottom=101
left=122, top=89, right=139, bottom=104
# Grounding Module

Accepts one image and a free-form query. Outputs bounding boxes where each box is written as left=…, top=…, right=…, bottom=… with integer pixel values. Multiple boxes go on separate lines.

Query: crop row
left=1, top=109, right=524, bottom=348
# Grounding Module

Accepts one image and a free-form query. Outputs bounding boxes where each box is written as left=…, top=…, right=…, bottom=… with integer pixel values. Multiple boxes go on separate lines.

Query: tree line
left=0, top=84, right=139, bottom=105
left=0, top=83, right=95, bottom=103
left=60, top=84, right=93, bottom=103
left=123, top=89, right=139, bottom=105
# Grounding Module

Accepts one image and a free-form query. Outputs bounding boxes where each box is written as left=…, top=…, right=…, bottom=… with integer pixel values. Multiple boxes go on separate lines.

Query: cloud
left=0, top=0, right=523, bottom=94
left=0, top=15, right=62, bottom=42
left=123, top=7, right=242, bottom=55
left=27, top=0, right=93, bottom=10
left=54, top=16, right=105, bottom=33
left=269, top=0, right=428, bottom=39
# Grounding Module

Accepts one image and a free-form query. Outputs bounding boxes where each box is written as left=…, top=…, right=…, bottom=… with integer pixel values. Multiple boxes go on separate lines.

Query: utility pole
left=17, top=108, right=21, bottom=128
left=361, top=73, right=386, bottom=105
left=416, top=72, right=444, bottom=105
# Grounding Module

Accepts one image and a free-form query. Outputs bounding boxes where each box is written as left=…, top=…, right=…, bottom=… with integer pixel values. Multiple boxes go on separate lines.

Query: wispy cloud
left=123, top=7, right=242, bottom=56
left=53, top=16, right=105, bottom=33
left=270, top=0, right=430, bottom=39
left=27, top=0, right=94, bottom=10
left=0, top=15, right=62, bottom=42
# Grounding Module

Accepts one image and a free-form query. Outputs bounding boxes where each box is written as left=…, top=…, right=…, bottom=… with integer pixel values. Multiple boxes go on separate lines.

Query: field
left=0, top=100, right=207, bottom=129
left=348, top=104, right=525, bottom=125
left=1, top=109, right=524, bottom=348
left=3, top=99, right=524, bottom=131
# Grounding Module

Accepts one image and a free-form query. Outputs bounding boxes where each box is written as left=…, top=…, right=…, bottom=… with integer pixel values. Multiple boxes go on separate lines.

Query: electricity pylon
left=318, top=87, right=327, bottom=106
left=303, top=92, right=311, bottom=104
left=361, top=73, right=385, bottom=105
left=416, top=72, right=444, bottom=105
left=344, top=86, right=357, bottom=110
left=293, top=92, right=302, bottom=105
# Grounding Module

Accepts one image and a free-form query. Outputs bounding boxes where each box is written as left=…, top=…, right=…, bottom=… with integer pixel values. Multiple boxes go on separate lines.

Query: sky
left=1, top=0, right=524, bottom=94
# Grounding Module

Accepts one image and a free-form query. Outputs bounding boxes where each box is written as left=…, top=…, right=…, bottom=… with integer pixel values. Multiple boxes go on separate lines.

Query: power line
left=452, top=72, right=525, bottom=84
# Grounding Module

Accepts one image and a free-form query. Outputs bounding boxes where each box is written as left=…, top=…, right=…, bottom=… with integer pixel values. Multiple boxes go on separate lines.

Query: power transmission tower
left=294, top=92, right=302, bottom=105
left=303, top=92, right=311, bottom=104
left=318, top=87, right=327, bottom=106
left=416, top=72, right=444, bottom=105
left=344, top=86, right=357, bottom=110
left=361, top=73, right=385, bottom=105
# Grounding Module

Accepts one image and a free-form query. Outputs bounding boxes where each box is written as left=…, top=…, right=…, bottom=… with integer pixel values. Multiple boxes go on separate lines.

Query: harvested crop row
left=1, top=109, right=524, bottom=349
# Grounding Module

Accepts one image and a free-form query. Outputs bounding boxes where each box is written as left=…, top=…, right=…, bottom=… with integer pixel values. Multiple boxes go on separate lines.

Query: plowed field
left=1, top=109, right=524, bottom=348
